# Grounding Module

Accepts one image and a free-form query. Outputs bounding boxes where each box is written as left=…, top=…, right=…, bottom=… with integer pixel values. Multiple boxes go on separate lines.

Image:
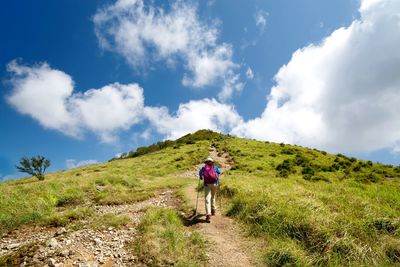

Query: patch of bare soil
left=0, top=190, right=179, bottom=267
left=182, top=147, right=256, bottom=267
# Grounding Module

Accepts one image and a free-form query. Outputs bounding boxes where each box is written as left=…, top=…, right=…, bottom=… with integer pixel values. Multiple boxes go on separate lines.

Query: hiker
left=199, top=157, right=220, bottom=223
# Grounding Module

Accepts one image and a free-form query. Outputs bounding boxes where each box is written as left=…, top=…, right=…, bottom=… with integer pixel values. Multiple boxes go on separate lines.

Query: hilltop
left=0, top=130, right=399, bottom=266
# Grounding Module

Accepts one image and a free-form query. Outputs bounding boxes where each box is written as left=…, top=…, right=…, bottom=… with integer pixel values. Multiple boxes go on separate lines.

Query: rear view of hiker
left=199, top=157, right=220, bottom=223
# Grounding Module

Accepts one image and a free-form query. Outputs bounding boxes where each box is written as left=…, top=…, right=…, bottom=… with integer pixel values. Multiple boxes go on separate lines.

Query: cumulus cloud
left=233, top=0, right=400, bottom=153
left=6, top=60, right=244, bottom=143
left=66, top=159, right=99, bottom=169
left=72, top=83, right=144, bottom=143
left=6, top=60, right=146, bottom=143
left=93, top=0, right=241, bottom=100
left=6, top=61, right=79, bottom=136
left=145, top=98, right=243, bottom=140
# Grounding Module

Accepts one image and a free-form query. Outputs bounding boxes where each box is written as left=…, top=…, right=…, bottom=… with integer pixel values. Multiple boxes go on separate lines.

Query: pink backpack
left=203, top=164, right=218, bottom=184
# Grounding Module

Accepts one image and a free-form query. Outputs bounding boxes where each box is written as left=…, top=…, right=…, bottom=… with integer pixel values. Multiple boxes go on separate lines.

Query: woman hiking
left=199, top=157, right=220, bottom=223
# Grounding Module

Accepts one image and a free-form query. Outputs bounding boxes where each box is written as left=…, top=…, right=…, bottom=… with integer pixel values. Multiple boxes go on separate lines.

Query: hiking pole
left=194, top=174, right=201, bottom=216
left=218, top=174, right=222, bottom=211
left=218, top=183, right=222, bottom=211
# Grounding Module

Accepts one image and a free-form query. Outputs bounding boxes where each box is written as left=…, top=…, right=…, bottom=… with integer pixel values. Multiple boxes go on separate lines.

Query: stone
left=47, top=258, right=56, bottom=267
left=77, top=261, right=99, bottom=267
left=46, top=238, right=59, bottom=248
left=7, top=243, right=20, bottom=250
left=59, top=249, right=70, bottom=257
left=55, top=227, right=66, bottom=236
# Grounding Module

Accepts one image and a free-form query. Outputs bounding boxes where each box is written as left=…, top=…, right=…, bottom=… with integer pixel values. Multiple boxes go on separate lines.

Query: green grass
left=133, top=207, right=208, bottom=266
left=2, top=130, right=400, bottom=266
left=0, top=140, right=210, bottom=233
left=90, top=213, right=131, bottom=230
left=218, top=137, right=400, bottom=266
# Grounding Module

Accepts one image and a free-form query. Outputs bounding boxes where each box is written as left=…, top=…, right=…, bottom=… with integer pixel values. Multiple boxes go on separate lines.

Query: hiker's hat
left=204, top=157, right=213, bottom=162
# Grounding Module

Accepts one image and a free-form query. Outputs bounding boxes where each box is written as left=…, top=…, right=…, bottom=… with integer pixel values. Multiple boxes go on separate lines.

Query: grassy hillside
left=1, top=130, right=399, bottom=266
left=0, top=140, right=209, bottom=233
left=217, top=138, right=400, bottom=266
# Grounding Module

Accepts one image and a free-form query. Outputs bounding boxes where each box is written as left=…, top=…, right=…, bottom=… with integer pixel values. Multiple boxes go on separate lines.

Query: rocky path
left=182, top=147, right=256, bottom=267
left=0, top=190, right=178, bottom=267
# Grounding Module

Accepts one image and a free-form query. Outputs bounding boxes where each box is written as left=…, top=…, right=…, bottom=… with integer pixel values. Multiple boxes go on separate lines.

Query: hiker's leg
left=210, top=184, right=217, bottom=212
left=204, top=184, right=212, bottom=215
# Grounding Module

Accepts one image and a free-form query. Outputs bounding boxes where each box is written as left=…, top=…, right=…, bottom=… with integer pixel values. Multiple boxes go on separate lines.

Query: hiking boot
left=211, top=209, right=216, bottom=216
left=206, top=215, right=211, bottom=223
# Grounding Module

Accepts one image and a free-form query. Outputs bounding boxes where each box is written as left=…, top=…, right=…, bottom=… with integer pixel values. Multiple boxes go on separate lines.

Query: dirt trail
left=182, top=147, right=255, bottom=267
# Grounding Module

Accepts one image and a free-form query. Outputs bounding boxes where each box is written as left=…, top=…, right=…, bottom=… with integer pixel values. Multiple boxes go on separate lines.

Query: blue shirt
left=199, top=164, right=221, bottom=185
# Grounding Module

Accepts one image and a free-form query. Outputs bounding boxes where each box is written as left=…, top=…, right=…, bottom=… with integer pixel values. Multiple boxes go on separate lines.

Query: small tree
left=16, top=156, right=51, bottom=181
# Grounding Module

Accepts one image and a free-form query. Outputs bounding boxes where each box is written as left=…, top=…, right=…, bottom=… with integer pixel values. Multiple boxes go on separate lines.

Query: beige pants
left=204, top=183, right=218, bottom=215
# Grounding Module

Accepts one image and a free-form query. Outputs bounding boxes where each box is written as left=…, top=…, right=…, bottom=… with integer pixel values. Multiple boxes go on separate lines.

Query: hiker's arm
left=199, top=167, right=204, bottom=180
left=215, top=165, right=221, bottom=175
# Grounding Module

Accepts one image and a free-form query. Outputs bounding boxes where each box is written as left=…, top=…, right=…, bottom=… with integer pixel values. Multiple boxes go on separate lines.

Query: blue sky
left=1, top=0, right=400, bottom=181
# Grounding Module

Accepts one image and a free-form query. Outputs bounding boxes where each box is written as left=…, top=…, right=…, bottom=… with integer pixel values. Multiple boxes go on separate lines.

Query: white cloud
left=93, top=0, right=241, bottom=100
left=7, top=61, right=146, bottom=143
left=182, top=44, right=236, bottom=88
left=6, top=61, right=244, bottom=144
left=218, top=74, right=244, bottom=101
left=72, top=83, right=145, bottom=143
left=140, top=128, right=151, bottom=140
left=145, top=98, right=243, bottom=140
left=246, top=67, right=254, bottom=79
left=255, top=10, right=268, bottom=32
left=233, top=0, right=400, bottom=153
left=6, top=61, right=79, bottom=136
left=66, top=159, right=99, bottom=169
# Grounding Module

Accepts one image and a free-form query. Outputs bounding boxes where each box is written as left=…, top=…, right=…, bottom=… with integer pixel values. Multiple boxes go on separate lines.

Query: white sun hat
left=205, top=157, right=214, bottom=162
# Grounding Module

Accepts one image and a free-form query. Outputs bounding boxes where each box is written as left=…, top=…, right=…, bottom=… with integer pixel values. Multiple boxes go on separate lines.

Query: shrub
left=302, top=165, right=315, bottom=176
left=355, top=173, right=380, bottom=183
left=352, top=165, right=362, bottom=172
left=281, top=148, right=296, bottom=155
left=294, top=154, right=309, bottom=166
left=276, top=160, right=295, bottom=177
left=16, top=155, right=51, bottom=181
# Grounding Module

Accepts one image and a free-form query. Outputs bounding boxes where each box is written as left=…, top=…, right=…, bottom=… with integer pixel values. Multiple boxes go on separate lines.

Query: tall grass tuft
left=133, top=208, right=208, bottom=266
